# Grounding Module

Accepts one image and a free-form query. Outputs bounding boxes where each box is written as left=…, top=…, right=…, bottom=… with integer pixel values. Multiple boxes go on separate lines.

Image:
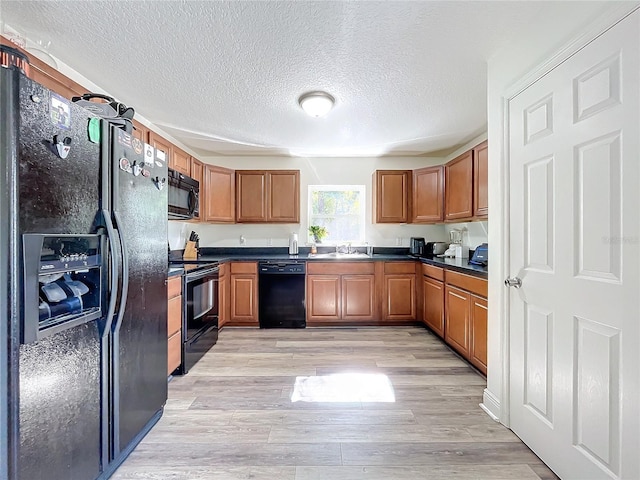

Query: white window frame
left=307, top=185, right=366, bottom=244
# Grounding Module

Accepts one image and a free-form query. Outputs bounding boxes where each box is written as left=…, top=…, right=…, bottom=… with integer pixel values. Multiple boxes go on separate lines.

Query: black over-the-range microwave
left=168, top=168, right=199, bottom=220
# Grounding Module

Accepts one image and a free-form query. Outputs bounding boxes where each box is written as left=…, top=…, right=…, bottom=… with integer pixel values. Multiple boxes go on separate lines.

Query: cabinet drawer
left=168, top=295, right=182, bottom=337
left=307, top=262, right=375, bottom=275
left=384, top=262, right=416, bottom=274
left=167, top=276, right=181, bottom=299
left=231, top=262, right=257, bottom=274
left=421, top=263, right=444, bottom=281
left=167, top=331, right=181, bottom=375
left=445, top=270, right=487, bottom=297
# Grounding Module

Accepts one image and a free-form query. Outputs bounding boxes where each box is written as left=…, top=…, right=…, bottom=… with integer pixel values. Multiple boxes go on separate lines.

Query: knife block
left=183, top=241, right=198, bottom=260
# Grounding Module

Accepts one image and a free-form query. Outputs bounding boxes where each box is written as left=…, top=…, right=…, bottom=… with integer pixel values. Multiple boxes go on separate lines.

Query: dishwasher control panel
left=258, top=261, right=306, bottom=274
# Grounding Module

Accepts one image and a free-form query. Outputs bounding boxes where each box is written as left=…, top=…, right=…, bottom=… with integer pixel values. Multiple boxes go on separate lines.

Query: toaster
left=425, top=241, right=448, bottom=256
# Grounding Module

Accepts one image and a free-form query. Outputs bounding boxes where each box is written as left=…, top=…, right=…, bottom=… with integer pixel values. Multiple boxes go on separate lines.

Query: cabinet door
left=422, top=276, right=445, bottom=338
left=374, top=170, right=411, bottom=223
left=230, top=274, right=258, bottom=324
left=172, top=146, right=192, bottom=176
left=132, top=120, right=149, bottom=144
left=342, top=275, right=376, bottom=321
left=167, top=331, right=181, bottom=375
left=236, top=171, right=267, bottom=222
left=189, top=159, right=204, bottom=222
left=383, top=274, right=416, bottom=320
left=469, top=294, right=488, bottom=375
left=218, top=268, right=230, bottom=328
left=268, top=171, right=300, bottom=223
left=306, top=275, right=341, bottom=321
left=473, top=141, right=488, bottom=218
left=203, top=165, right=235, bottom=223
left=148, top=131, right=172, bottom=169
left=444, top=151, right=473, bottom=221
left=412, top=166, right=444, bottom=223
left=445, top=285, right=471, bottom=357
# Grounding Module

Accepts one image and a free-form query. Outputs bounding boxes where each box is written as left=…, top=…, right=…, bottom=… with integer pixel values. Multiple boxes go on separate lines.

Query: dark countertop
left=168, top=247, right=487, bottom=279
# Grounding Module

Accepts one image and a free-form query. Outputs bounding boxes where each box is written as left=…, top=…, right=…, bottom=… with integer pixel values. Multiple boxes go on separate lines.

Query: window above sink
left=308, top=185, right=365, bottom=244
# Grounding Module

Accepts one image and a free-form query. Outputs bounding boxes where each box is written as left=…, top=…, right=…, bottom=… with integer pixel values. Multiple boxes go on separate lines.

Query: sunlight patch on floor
left=291, top=373, right=396, bottom=403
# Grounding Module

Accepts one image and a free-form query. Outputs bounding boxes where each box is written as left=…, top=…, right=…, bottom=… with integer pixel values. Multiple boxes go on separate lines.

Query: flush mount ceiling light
left=298, top=91, right=335, bottom=117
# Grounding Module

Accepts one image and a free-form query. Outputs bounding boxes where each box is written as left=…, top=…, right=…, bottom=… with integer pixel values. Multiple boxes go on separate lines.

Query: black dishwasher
left=258, top=261, right=306, bottom=328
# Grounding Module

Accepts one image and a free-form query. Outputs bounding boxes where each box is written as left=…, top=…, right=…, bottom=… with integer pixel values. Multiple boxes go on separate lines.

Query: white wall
left=484, top=2, right=637, bottom=423
left=170, top=155, right=453, bottom=249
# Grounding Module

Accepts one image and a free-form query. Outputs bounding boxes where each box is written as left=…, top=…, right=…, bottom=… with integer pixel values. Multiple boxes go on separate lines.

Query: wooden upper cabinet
left=190, top=159, right=204, bottom=222
left=268, top=170, right=300, bottom=223
left=204, top=165, right=235, bottom=223
left=148, top=131, right=172, bottom=168
left=412, top=165, right=444, bottom=223
left=236, top=171, right=267, bottom=222
left=172, top=146, right=191, bottom=176
left=131, top=120, right=149, bottom=144
left=444, top=150, right=474, bottom=221
left=473, top=141, right=488, bottom=218
left=236, top=170, right=300, bottom=223
left=373, top=170, right=411, bottom=223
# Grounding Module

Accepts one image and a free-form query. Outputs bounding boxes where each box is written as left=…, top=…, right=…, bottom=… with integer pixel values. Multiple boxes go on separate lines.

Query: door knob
left=504, top=277, right=522, bottom=289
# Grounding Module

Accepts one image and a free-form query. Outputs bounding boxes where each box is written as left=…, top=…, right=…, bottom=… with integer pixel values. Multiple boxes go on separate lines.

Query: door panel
left=444, top=285, right=470, bottom=357
left=508, top=11, right=639, bottom=479
left=342, top=275, right=375, bottom=320
left=307, top=275, right=340, bottom=320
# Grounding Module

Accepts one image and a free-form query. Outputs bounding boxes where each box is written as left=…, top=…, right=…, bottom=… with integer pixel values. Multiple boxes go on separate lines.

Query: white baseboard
left=480, top=388, right=501, bottom=422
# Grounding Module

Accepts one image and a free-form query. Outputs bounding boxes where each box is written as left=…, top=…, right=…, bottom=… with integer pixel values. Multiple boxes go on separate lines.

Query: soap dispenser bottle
left=288, top=233, right=299, bottom=255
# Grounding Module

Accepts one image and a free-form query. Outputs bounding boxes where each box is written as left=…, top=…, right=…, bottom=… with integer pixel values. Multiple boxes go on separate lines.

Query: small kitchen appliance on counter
left=424, top=241, right=448, bottom=256
left=469, top=243, right=489, bottom=266
left=410, top=237, right=425, bottom=256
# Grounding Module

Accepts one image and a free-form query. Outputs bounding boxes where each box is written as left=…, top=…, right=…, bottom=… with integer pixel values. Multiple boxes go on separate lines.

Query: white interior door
left=508, top=10, right=639, bottom=480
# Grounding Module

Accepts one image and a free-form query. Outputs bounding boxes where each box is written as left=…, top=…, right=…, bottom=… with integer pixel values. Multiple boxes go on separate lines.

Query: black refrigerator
left=0, top=51, right=168, bottom=479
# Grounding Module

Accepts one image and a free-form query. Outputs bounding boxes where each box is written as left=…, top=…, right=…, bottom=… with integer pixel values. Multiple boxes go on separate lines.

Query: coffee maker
left=409, top=237, right=425, bottom=256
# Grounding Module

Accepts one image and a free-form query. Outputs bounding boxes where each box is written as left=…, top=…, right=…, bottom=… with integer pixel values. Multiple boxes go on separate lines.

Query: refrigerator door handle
left=112, top=210, right=129, bottom=333
left=102, top=209, right=120, bottom=338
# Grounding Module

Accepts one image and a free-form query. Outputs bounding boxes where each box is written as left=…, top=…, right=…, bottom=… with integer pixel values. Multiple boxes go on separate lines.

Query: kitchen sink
left=309, top=252, right=371, bottom=259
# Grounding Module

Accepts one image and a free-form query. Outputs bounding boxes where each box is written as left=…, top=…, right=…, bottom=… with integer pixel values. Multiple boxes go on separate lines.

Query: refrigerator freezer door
left=17, top=76, right=102, bottom=480
left=109, top=126, right=168, bottom=458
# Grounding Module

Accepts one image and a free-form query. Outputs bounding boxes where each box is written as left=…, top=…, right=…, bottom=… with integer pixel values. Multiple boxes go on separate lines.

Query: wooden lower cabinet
left=306, top=262, right=376, bottom=324
left=306, top=275, right=341, bottom=320
left=167, top=276, right=182, bottom=375
left=445, top=285, right=471, bottom=358
left=383, top=274, right=416, bottom=320
left=230, top=262, right=258, bottom=325
left=469, top=295, right=488, bottom=375
left=218, top=263, right=230, bottom=328
left=342, top=275, right=376, bottom=320
left=443, top=271, right=488, bottom=376
left=422, top=275, right=445, bottom=338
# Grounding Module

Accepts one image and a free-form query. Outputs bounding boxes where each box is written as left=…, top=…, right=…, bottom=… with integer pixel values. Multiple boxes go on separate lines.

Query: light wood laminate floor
left=113, top=327, right=557, bottom=480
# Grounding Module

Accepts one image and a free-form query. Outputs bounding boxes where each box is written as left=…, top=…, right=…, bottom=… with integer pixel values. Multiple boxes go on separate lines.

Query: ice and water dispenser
left=22, top=234, right=105, bottom=343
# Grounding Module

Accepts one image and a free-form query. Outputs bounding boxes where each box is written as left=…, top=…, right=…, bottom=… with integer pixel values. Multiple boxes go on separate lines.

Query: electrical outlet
left=240, top=235, right=246, bottom=245
left=396, top=237, right=402, bottom=246
left=267, top=238, right=272, bottom=246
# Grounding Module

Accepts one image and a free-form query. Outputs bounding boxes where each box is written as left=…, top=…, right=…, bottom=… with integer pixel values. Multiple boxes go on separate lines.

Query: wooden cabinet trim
left=421, top=263, right=445, bottom=281
left=383, top=262, right=416, bottom=275
left=307, top=262, right=375, bottom=275
left=469, top=294, right=488, bottom=375
left=444, top=270, right=487, bottom=297
left=231, top=262, right=258, bottom=274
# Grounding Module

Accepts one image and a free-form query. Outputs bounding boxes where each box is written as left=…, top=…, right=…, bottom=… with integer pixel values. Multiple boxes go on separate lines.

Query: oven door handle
left=185, top=267, right=219, bottom=282
left=101, top=209, right=119, bottom=338
left=112, top=210, right=129, bottom=333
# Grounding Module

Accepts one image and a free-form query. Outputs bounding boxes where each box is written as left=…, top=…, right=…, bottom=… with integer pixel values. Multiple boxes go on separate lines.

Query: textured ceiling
left=0, top=1, right=617, bottom=157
